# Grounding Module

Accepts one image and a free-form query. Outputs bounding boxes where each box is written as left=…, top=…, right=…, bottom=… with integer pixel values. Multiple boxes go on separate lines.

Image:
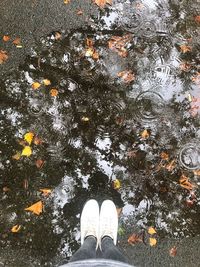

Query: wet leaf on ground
left=149, top=237, right=157, bottom=247
left=128, top=233, right=143, bottom=245
left=108, top=35, right=132, bottom=57
left=40, top=189, right=52, bottom=196
left=11, top=224, right=22, bottom=233
left=117, top=70, right=135, bottom=83
left=93, top=0, right=112, bottom=8
left=179, top=174, right=194, bottom=191
left=24, top=132, right=34, bottom=145
left=0, top=50, right=8, bottom=64
left=169, top=246, right=177, bottom=257
left=32, top=82, right=41, bottom=90
left=21, top=146, right=32, bottom=157
left=148, top=227, right=156, bottom=235
left=3, top=35, right=10, bottom=42
left=113, top=179, right=121, bottom=190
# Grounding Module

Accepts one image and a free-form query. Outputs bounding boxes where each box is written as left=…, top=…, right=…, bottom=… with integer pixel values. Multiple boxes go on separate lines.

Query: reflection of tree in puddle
left=0, top=0, right=200, bottom=265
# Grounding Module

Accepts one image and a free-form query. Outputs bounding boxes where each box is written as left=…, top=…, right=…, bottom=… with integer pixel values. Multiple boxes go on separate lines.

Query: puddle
left=0, top=0, right=200, bottom=266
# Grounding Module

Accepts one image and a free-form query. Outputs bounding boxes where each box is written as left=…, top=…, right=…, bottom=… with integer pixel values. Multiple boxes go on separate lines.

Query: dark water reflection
left=0, top=0, right=200, bottom=266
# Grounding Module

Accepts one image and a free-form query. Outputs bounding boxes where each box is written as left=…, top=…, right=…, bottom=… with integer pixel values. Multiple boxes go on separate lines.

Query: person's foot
left=80, top=199, right=100, bottom=246
left=99, top=199, right=118, bottom=248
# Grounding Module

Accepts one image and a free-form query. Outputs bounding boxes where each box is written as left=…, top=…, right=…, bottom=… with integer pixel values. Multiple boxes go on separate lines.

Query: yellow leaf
left=25, top=200, right=43, bottom=215
left=21, top=146, right=32, bottom=157
left=149, top=237, right=157, bottom=246
left=141, top=129, right=150, bottom=139
left=81, top=116, right=90, bottom=122
left=32, top=82, right=41, bottom=90
left=24, top=132, right=34, bottom=145
left=11, top=224, right=22, bottom=233
left=64, top=0, right=70, bottom=4
left=12, top=151, right=21, bottom=160
left=39, top=188, right=52, bottom=196
left=113, top=179, right=121, bottom=190
left=148, top=227, right=156, bottom=235
left=43, top=79, right=51, bottom=85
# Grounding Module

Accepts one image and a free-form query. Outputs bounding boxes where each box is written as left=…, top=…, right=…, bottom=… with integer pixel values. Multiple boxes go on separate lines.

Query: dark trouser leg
left=70, top=236, right=97, bottom=262
left=101, top=236, right=128, bottom=263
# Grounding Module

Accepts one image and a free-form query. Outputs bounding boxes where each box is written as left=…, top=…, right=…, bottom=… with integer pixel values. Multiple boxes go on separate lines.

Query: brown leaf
left=165, top=159, right=176, bottom=171
left=33, top=136, right=43, bottom=145
left=77, top=9, right=83, bottom=15
left=169, top=246, right=177, bottom=257
left=3, top=35, right=10, bottom=42
left=12, top=152, right=21, bottom=160
left=194, top=15, right=200, bottom=23
left=0, top=50, right=8, bottom=64
left=128, top=233, right=143, bottom=245
left=39, top=188, right=52, bottom=196
left=55, top=32, right=62, bottom=40
left=3, top=186, right=10, bottom=192
left=64, top=0, right=70, bottom=4
left=35, top=159, right=45, bottom=169
left=160, top=152, right=169, bottom=160
left=193, top=170, right=200, bottom=176
left=85, top=38, right=99, bottom=60
left=179, top=174, right=194, bottom=191
left=13, top=37, right=21, bottom=46
left=117, top=70, right=135, bottom=83
left=93, top=0, right=112, bottom=8
left=108, top=35, right=132, bottom=57
left=25, top=201, right=43, bottom=215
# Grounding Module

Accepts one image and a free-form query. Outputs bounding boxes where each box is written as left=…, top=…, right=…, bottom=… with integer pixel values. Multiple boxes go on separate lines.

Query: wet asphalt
left=0, top=0, right=200, bottom=266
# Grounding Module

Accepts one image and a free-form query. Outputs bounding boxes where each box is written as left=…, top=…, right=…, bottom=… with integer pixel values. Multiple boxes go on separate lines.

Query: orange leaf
left=12, top=152, right=21, bottom=160
left=149, top=237, right=157, bottom=246
left=0, top=50, right=8, bottom=64
left=93, top=0, right=112, bottom=8
left=165, top=159, right=176, bottom=171
left=108, top=35, right=132, bottom=57
left=128, top=233, right=143, bottom=245
left=77, top=9, right=83, bottom=15
left=160, top=152, right=169, bottom=160
left=141, top=129, right=150, bottom=139
left=35, top=159, right=45, bottom=169
left=25, top=201, right=43, bottom=215
left=13, top=37, right=21, bottom=45
left=179, top=175, right=194, bottom=191
left=55, top=32, right=62, bottom=40
left=39, top=188, right=52, bottom=196
left=117, top=70, right=135, bottom=83
left=169, top=246, right=177, bottom=257
left=148, top=227, right=156, bottom=235
left=193, top=170, right=200, bottom=176
left=11, top=224, right=22, bottom=233
left=179, top=44, right=191, bottom=53
left=3, top=35, right=10, bottom=42
left=33, top=136, right=43, bottom=145
left=64, top=0, right=70, bottom=3
left=32, top=82, right=41, bottom=90
left=50, top=88, right=58, bottom=97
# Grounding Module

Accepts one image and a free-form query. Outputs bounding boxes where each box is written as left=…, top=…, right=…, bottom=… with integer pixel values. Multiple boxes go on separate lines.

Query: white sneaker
left=99, top=200, right=118, bottom=248
left=80, top=199, right=99, bottom=246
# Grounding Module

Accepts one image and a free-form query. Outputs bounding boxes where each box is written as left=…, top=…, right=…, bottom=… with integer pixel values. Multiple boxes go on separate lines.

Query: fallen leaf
left=33, top=136, right=43, bottom=145
left=3, top=35, right=10, bottom=42
left=43, top=79, right=51, bottom=85
left=21, top=146, right=32, bottom=157
left=85, top=38, right=99, bottom=60
left=108, top=35, right=132, bottom=57
left=141, top=129, right=150, bottom=139
left=13, top=37, right=21, bottom=45
left=0, top=50, right=8, bottom=64
left=193, top=170, right=200, bottom=176
left=39, top=188, right=52, bottom=196
left=12, top=152, right=21, bottom=160
left=11, top=224, right=22, bottom=233
left=64, top=0, right=70, bottom=4
left=148, top=227, right=156, bottom=235
left=180, top=62, right=191, bottom=72
left=169, top=246, right=177, bottom=257
left=24, top=132, right=34, bottom=145
left=165, top=159, right=176, bottom=171
left=113, top=179, right=121, bottom=190
left=179, top=174, right=194, bottom=191
left=194, top=16, right=200, bottom=23
left=32, top=82, right=41, bottom=90
left=179, top=44, right=192, bottom=53
left=36, top=159, right=45, bottom=169
left=117, top=70, right=135, bottom=83
left=77, top=9, right=83, bottom=15
left=25, top=200, right=43, bottom=215
left=55, top=32, right=62, bottom=40
left=93, top=0, right=112, bottom=8
left=149, top=237, right=157, bottom=246
left=128, top=233, right=143, bottom=245
left=160, top=152, right=169, bottom=160
left=3, top=186, right=10, bottom=192
left=50, top=88, right=58, bottom=97
left=81, top=116, right=90, bottom=122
